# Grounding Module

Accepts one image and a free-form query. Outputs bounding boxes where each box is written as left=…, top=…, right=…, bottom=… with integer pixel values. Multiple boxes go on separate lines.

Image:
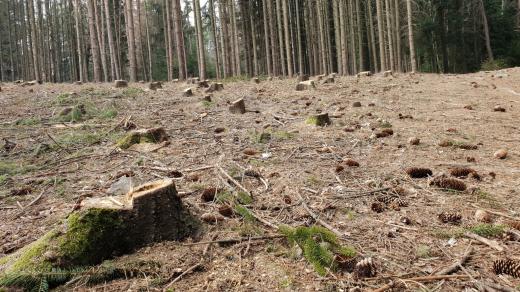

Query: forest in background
left=0, top=0, right=519, bottom=83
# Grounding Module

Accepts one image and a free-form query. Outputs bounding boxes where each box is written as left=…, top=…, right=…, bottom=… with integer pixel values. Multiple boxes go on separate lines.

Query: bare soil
left=1, top=68, right=520, bottom=291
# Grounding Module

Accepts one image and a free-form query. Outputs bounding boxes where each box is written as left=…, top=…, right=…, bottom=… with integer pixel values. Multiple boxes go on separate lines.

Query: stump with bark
left=116, top=127, right=168, bottom=149
left=114, top=80, right=128, bottom=88
left=229, top=98, right=246, bottom=114
left=183, top=88, right=193, bottom=97
left=148, top=82, right=162, bottom=90
left=296, top=80, right=315, bottom=91
left=0, top=179, right=199, bottom=287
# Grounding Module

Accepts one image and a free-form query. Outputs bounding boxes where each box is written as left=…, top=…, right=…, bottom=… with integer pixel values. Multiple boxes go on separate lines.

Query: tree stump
left=297, top=74, right=309, bottom=82
left=183, top=88, right=193, bottom=97
left=251, top=77, right=260, bottom=84
left=202, top=95, right=212, bottom=102
left=296, top=80, right=315, bottom=91
left=382, top=70, right=393, bottom=77
left=229, top=98, right=246, bottom=114
left=321, top=77, right=335, bottom=84
left=116, top=127, right=168, bottom=149
left=114, top=80, right=128, bottom=88
left=73, top=81, right=82, bottom=85
left=198, top=80, right=209, bottom=88
left=148, top=82, right=162, bottom=90
left=307, top=113, right=332, bottom=126
left=206, top=82, right=224, bottom=93
left=0, top=179, right=199, bottom=286
left=357, top=71, right=371, bottom=77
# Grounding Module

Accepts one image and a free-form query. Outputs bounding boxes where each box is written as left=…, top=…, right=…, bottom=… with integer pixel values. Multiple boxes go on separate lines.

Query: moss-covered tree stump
left=0, top=179, right=199, bottom=289
left=116, top=127, right=168, bottom=150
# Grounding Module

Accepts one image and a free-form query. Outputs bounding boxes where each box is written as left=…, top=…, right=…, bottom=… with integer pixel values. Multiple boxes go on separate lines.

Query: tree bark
left=172, top=0, right=187, bottom=79
left=124, top=0, right=137, bottom=81
left=282, top=0, right=293, bottom=76
left=480, top=0, right=494, bottom=61
left=376, top=0, right=386, bottom=71
left=27, top=0, right=41, bottom=82
left=73, top=0, right=85, bottom=82
left=385, top=0, right=394, bottom=71
left=209, top=0, right=221, bottom=78
left=406, top=0, right=416, bottom=72
left=194, top=0, right=206, bottom=80
left=86, top=0, right=102, bottom=82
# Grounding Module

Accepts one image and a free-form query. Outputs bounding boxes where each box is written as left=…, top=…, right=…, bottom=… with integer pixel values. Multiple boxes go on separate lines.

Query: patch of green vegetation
left=116, top=131, right=160, bottom=149
left=253, top=132, right=272, bottom=144
left=279, top=225, right=356, bottom=276
left=0, top=174, right=7, bottom=185
left=234, top=205, right=256, bottom=223
left=59, top=209, right=125, bottom=266
left=97, top=108, right=118, bottom=119
left=15, top=117, right=41, bottom=126
left=342, top=209, right=356, bottom=220
left=481, top=58, right=509, bottom=71
left=236, top=191, right=253, bottom=205
left=473, top=190, right=501, bottom=207
left=430, top=227, right=466, bottom=239
left=273, top=130, right=296, bottom=140
left=215, top=191, right=234, bottom=204
left=58, top=105, right=86, bottom=123
left=0, top=161, right=34, bottom=176
left=57, top=131, right=105, bottom=146
left=279, top=276, right=294, bottom=289
left=416, top=245, right=431, bottom=258
left=468, top=224, right=505, bottom=238
left=201, top=100, right=214, bottom=108
left=379, top=121, right=392, bottom=128
left=122, top=87, right=144, bottom=98
left=55, top=93, right=74, bottom=105
left=306, top=175, right=321, bottom=186
left=305, top=116, right=318, bottom=126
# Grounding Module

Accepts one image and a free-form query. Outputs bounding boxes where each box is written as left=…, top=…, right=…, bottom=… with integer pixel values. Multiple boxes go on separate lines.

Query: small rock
left=214, top=127, right=225, bottom=133
left=494, top=149, right=508, bottom=159
left=352, top=101, right=362, bottom=107
left=202, top=95, right=212, bottom=102
left=464, top=105, right=473, bottom=110
left=408, top=137, right=420, bottom=145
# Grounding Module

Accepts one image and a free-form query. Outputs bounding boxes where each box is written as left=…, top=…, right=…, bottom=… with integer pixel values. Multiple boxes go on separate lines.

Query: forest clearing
left=0, top=68, right=519, bottom=291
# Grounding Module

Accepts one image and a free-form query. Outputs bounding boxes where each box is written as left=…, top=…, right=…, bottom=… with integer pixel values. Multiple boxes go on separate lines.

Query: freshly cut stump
left=0, top=179, right=199, bottom=285
left=296, top=80, right=315, bottom=91
left=183, top=88, right=193, bottom=97
left=307, top=113, right=332, bottom=126
left=114, top=80, right=128, bottom=88
left=229, top=98, right=246, bottom=114
left=149, top=81, right=162, bottom=90
left=117, top=127, right=168, bottom=149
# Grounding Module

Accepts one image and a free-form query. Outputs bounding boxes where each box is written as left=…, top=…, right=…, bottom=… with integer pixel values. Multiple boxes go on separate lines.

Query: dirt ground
left=1, top=68, right=519, bottom=291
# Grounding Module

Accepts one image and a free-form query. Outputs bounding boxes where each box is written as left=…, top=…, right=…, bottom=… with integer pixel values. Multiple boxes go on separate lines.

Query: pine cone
left=449, top=167, right=477, bottom=178
left=406, top=167, right=433, bottom=178
left=493, top=259, right=520, bottom=278
left=507, top=220, right=520, bottom=231
left=438, top=212, right=462, bottom=224
left=201, top=187, right=219, bottom=202
left=335, top=255, right=358, bottom=272
left=371, top=201, right=385, bottom=213
left=376, top=196, right=408, bottom=207
left=353, top=257, right=377, bottom=279
left=344, top=159, right=360, bottom=167
left=431, top=177, right=467, bottom=191
left=457, top=143, right=478, bottom=150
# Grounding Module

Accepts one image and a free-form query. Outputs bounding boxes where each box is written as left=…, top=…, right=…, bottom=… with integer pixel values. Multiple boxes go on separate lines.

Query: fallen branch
left=464, top=232, right=505, bottom=252
left=372, top=274, right=470, bottom=292
left=181, top=235, right=284, bottom=246
left=436, top=246, right=473, bottom=275
left=46, top=131, right=72, bottom=154
left=334, top=187, right=391, bottom=199
left=297, top=193, right=346, bottom=239
left=216, top=165, right=252, bottom=198
left=471, top=204, right=520, bottom=221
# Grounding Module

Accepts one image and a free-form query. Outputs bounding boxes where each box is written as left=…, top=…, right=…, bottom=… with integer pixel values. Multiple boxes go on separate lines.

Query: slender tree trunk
left=86, top=0, right=102, bottom=82
left=27, top=0, right=41, bottom=82
left=385, top=0, right=394, bottom=71
left=479, top=0, right=494, bottom=61
left=333, top=0, right=341, bottom=74
left=376, top=0, right=386, bottom=71
left=368, top=0, right=378, bottom=72
left=406, top=0, right=416, bottom=72
left=250, top=6, right=258, bottom=76
left=276, top=0, right=286, bottom=76
left=356, top=0, right=365, bottom=71
left=295, top=0, right=304, bottom=75
left=209, top=0, right=221, bottom=78
left=194, top=0, right=206, bottom=80
left=7, top=0, right=15, bottom=81
left=73, top=0, right=84, bottom=82
left=348, top=0, right=357, bottom=74
left=267, top=0, right=279, bottom=75
left=317, top=0, right=327, bottom=74
left=339, top=0, right=348, bottom=75
left=144, top=0, right=152, bottom=80
left=135, top=0, right=146, bottom=80
left=394, top=0, right=402, bottom=71
left=124, top=0, right=137, bottom=81
left=262, top=0, right=272, bottom=76
left=282, top=0, right=293, bottom=76
left=172, top=0, right=187, bottom=79
left=231, top=0, right=241, bottom=75
left=95, top=0, right=108, bottom=81
left=104, top=0, right=120, bottom=79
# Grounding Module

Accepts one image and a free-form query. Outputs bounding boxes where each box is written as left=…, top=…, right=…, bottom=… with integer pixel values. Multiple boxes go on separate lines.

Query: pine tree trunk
left=368, top=0, right=378, bottom=72
left=295, top=0, right=304, bottom=75
left=282, top=0, right=293, bottom=76
left=209, top=0, right=221, bottom=79
left=194, top=0, right=206, bottom=80
left=406, top=0, right=416, bottom=72
left=317, top=0, right=327, bottom=74
left=73, top=0, right=85, bottom=82
left=385, top=0, right=394, bottom=71
left=135, top=0, right=146, bottom=80
left=376, top=0, right=386, bottom=71
left=262, top=0, right=272, bottom=76
left=231, top=0, right=241, bottom=75
left=95, top=0, right=108, bottom=81
left=86, top=0, right=102, bottom=82
left=348, top=0, right=357, bottom=74
left=339, top=0, right=348, bottom=75
left=333, top=0, right=341, bottom=75
left=394, top=0, right=402, bottom=71
left=144, top=0, right=152, bottom=80
left=480, top=0, right=494, bottom=61
left=124, top=0, right=137, bottom=81
left=250, top=6, right=259, bottom=76
left=104, top=0, right=119, bottom=79
left=356, top=0, right=365, bottom=71
left=276, top=0, right=286, bottom=76
left=172, top=0, right=187, bottom=79
left=27, top=0, right=41, bottom=82
left=267, top=0, right=279, bottom=75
